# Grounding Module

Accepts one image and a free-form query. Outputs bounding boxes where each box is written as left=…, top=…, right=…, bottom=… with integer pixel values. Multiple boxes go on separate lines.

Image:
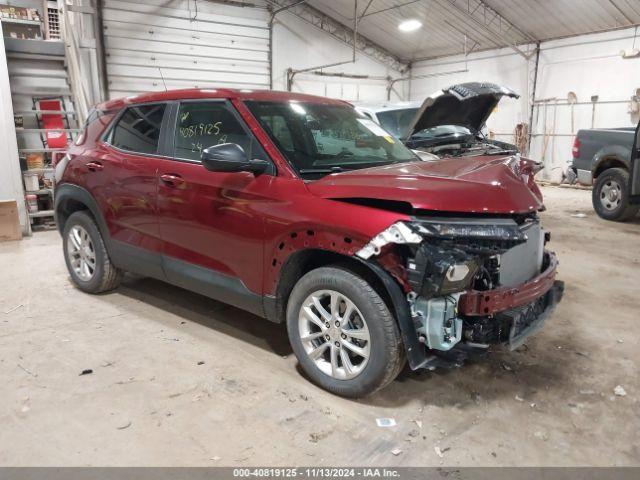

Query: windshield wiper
left=482, top=145, right=518, bottom=155
left=299, top=166, right=345, bottom=174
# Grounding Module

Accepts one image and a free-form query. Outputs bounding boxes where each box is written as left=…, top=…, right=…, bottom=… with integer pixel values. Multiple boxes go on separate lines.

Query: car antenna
left=158, top=67, right=168, bottom=92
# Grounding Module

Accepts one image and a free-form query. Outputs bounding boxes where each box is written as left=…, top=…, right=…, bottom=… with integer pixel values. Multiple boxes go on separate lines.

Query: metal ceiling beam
left=479, top=0, right=538, bottom=42
left=434, top=0, right=537, bottom=59
left=470, top=0, right=538, bottom=43
left=444, top=20, right=481, bottom=53
left=358, top=0, right=375, bottom=19
left=346, top=0, right=423, bottom=20
left=267, top=0, right=409, bottom=72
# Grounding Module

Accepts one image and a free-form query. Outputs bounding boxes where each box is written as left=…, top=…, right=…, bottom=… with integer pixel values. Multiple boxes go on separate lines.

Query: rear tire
left=62, top=211, right=123, bottom=293
left=286, top=266, right=404, bottom=398
left=592, top=168, right=639, bottom=222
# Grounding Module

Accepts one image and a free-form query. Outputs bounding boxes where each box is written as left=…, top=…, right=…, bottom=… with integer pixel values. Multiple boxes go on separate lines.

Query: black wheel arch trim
left=266, top=247, right=426, bottom=368
left=55, top=183, right=111, bottom=243
left=592, top=147, right=631, bottom=176
left=55, top=185, right=422, bottom=350
left=55, top=183, right=265, bottom=317
left=360, top=259, right=427, bottom=371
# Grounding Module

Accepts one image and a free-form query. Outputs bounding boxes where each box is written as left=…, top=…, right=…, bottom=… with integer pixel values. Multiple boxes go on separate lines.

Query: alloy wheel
left=67, top=225, right=96, bottom=281
left=298, top=289, right=371, bottom=380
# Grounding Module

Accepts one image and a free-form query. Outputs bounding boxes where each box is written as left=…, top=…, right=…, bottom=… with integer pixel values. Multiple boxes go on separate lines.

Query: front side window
left=174, top=102, right=252, bottom=161
left=245, top=101, right=418, bottom=179
left=110, top=104, right=166, bottom=154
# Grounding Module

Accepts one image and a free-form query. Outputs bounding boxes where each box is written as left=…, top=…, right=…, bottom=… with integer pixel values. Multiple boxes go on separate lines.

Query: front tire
left=62, top=211, right=123, bottom=293
left=592, top=168, right=639, bottom=222
left=286, top=266, right=404, bottom=398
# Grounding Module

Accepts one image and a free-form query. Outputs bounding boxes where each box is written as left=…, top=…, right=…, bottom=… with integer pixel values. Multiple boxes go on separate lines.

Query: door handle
left=160, top=173, right=185, bottom=188
left=85, top=161, right=103, bottom=171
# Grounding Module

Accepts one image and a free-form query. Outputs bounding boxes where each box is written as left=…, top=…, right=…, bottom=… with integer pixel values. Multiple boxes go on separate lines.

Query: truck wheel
left=62, top=211, right=123, bottom=293
left=592, top=168, right=639, bottom=222
left=286, top=266, right=404, bottom=398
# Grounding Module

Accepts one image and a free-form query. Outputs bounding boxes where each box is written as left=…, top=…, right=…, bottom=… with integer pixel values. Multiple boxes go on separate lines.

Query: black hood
left=405, top=82, right=519, bottom=138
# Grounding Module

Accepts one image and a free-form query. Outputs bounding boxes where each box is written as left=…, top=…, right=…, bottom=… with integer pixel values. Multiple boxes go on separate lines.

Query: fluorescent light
left=290, top=103, right=306, bottom=115
left=398, top=19, right=422, bottom=32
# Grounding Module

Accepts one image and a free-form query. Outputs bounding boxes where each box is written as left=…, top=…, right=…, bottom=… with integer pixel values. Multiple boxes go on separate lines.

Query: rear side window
left=110, top=104, right=166, bottom=154
left=174, top=102, right=252, bottom=161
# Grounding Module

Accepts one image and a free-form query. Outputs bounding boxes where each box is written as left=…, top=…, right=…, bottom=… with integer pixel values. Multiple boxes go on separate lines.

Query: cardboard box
left=0, top=200, right=22, bottom=242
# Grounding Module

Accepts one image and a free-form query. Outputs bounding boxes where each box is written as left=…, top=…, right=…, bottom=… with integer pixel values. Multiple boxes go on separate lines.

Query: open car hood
left=307, top=155, right=544, bottom=215
left=405, top=82, right=520, bottom=139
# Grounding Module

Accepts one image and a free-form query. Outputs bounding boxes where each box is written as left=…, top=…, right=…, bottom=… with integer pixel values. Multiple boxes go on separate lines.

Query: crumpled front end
left=357, top=215, right=564, bottom=370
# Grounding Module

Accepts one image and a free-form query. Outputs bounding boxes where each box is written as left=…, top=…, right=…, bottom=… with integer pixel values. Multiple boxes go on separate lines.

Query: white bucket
left=23, top=172, right=39, bottom=192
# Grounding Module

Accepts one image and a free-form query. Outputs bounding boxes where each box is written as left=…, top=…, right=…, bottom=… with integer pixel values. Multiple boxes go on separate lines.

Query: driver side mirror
left=201, top=143, right=270, bottom=175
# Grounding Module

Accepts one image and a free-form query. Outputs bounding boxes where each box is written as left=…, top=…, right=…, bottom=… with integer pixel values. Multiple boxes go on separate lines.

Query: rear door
left=155, top=100, right=275, bottom=315
left=630, top=120, right=640, bottom=203
left=99, top=103, right=170, bottom=277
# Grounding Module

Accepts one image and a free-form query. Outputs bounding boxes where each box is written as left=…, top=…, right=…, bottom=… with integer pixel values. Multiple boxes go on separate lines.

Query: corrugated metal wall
left=102, top=0, right=270, bottom=98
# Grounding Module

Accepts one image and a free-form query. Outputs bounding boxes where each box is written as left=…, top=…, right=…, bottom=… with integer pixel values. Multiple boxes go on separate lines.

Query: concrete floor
left=0, top=185, right=638, bottom=466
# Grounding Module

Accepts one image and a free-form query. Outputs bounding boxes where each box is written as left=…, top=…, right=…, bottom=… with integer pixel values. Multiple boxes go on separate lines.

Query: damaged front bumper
left=505, top=279, right=564, bottom=350
left=463, top=274, right=564, bottom=350
left=458, top=253, right=560, bottom=316
left=357, top=219, right=564, bottom=371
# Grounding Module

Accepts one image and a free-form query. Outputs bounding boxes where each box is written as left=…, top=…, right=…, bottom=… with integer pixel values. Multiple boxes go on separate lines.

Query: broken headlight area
left=357, top=216, right=556, bottom=364
left=413, top=218, right=528, bottom=245
left=407, top=242, right=480, bottom=297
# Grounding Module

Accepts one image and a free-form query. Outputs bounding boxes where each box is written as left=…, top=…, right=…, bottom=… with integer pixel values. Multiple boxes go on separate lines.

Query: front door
left=155, top=100, right=275, bottom=315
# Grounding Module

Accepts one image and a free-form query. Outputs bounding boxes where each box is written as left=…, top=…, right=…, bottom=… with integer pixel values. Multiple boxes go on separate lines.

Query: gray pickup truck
left=568, top=122, right=640, bottom=221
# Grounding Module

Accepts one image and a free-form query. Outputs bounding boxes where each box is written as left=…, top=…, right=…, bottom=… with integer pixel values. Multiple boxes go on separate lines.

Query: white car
left=354, top=83, right=521, bottom=160
left=354, top=101, right=423, bottom=139
left=355, top=101, right=438, bottom=161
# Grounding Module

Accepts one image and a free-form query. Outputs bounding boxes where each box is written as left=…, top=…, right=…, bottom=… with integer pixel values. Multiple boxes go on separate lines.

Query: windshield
left=245, top=101, right=418, bottom=179
left=376, top=108, right=419, bottom=138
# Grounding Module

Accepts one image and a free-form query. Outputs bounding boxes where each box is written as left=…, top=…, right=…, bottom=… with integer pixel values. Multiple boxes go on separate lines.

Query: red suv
left=55, top=88, right=563, bottom=398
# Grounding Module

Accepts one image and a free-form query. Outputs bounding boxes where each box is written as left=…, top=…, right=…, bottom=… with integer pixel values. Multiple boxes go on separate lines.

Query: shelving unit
left=18, top=148, right=66, bottom=154
left=2, top=18, right=41, bottom=27
left=28, top=209, right=54, bottom=218
left=3, top=31, right=78, bottom=232
left=17, top=103, right=66, bottom=226
left=25, top=187, right=54, bottom=196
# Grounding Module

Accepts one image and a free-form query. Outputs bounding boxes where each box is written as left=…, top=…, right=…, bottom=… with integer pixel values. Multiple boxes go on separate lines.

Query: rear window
left=110, top=104, right=166, bottom=154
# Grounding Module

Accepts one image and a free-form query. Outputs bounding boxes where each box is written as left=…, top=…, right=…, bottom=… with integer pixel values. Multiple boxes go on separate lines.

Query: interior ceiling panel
left=306, top=0, right=640, bottom=61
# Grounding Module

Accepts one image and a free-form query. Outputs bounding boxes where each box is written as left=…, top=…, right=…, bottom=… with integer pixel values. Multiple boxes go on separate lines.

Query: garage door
left=102, top=0, right=270, bottom=99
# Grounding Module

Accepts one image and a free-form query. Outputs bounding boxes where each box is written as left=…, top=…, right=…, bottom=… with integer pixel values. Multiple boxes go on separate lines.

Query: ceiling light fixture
left=398, top=19, right=422, bottom=32
left=290, top=103, right=306, bottom=115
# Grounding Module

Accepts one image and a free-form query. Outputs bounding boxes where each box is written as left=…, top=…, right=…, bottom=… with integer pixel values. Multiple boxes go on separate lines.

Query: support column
left=0, top=22, right=28, bottom=235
